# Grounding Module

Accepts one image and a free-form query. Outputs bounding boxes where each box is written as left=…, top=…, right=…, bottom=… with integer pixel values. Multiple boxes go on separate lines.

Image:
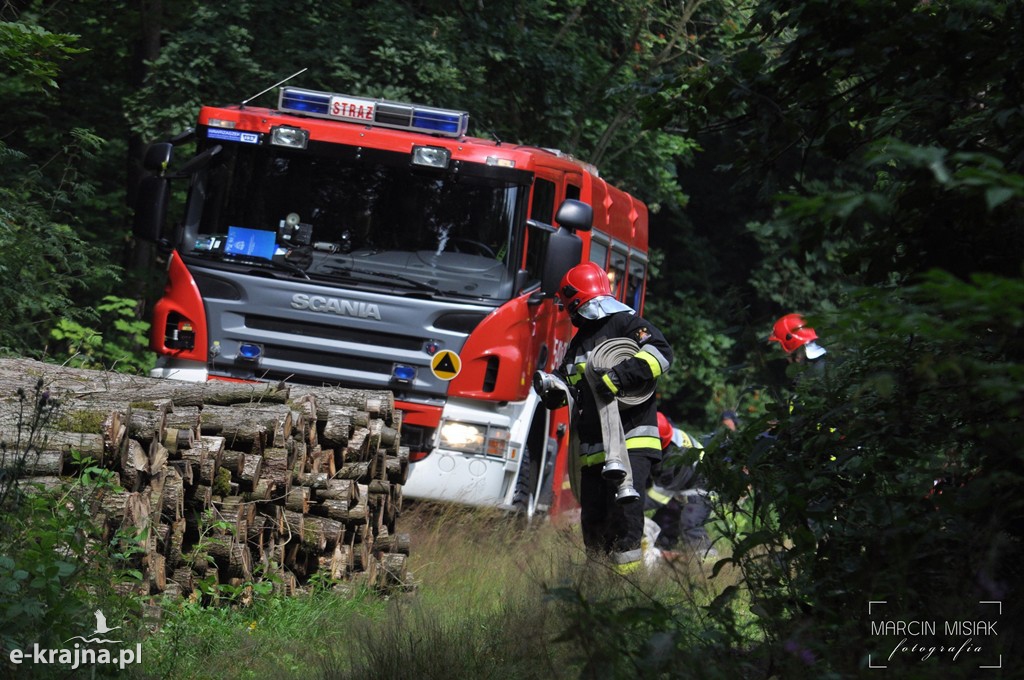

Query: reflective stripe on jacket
left=558, top=310, right=673, bottom=459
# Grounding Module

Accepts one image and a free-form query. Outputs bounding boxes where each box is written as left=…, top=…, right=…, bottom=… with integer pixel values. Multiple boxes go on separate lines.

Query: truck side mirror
left=536, top=199, right=592, bottom=296
left=133, top=142, right=174, bottom=241
left=540, top=227, right=583, bottom=296
left=555, top=199, right=593, bottom=233
left=132, top=175, right=170, bottom=242
left=143, top=142, right=174, bottom=173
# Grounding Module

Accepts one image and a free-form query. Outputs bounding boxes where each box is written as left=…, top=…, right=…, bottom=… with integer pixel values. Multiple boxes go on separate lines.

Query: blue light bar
left=278, top=87, right=469, bottom=138
left=279, top=88, right=331, bottom=115
left=412, top=109, right=465, bottom=135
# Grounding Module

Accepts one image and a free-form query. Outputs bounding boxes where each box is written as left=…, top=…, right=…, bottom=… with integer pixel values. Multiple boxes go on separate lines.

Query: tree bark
left=0, top=357, right=410, bottom=597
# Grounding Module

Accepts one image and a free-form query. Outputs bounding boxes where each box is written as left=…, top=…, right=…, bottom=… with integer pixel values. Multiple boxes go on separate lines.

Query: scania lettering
left=134, top=83, right=650, bottom=519
left=291, top=294, right=382, bottom=319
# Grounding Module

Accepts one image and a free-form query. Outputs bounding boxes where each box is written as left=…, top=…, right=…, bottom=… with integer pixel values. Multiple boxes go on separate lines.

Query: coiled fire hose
left=584, top=338, right=658, bottom=504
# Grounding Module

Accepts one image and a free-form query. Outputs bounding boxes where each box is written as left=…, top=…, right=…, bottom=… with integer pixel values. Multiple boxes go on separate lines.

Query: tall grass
left=129, top=502, right=737, bottom=680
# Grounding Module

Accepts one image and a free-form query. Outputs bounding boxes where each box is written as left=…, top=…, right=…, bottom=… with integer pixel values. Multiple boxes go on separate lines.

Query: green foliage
left=49, top=295, right=155, bottom=374
left=136, top=586, right=385, bottom=680
left=0, top=160, right=121, bottom=358
left=2, top=6, right=153, bottom=354
left=644, top=0, right=1024, bottom=405
left=0, top=381, right=141, bottom=657
left=548, top=577, right=701, bottom=679
left=122, top=4, right=264, bottom=142
left=133, top=504, right=574, bottom=680
left=645, top=280, right=737, bottom=423
left=0, top=11, right=123, bottom=360
left=697, top=271, right=1024, bottom=676
left=0, top=19, right=84, bottom=91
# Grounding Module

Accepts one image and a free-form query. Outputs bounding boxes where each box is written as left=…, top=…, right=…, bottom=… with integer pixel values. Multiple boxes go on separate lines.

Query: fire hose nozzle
left=615, top=484, right=641, bottom=504
left=602, top=459, right=628, bottom=481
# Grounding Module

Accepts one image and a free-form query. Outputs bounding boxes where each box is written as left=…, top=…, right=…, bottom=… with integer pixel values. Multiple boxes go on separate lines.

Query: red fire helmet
left=557, top=262, right=612, bottom=316
left=657, top=411, right=674, bottom=450
left=768, top=313, right=819, bottom=354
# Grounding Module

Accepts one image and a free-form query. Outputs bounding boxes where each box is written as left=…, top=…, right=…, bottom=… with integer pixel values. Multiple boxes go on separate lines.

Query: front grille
left=246, top=315, right=424, bottom=351
left=262, top=344, right=396, bottom=375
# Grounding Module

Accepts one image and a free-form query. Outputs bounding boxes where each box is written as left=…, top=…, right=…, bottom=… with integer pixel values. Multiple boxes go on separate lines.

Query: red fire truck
left=133, top=85, right=649, bottom=520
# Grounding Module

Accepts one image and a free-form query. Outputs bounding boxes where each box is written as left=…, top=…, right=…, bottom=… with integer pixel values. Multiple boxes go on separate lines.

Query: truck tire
left=510, top=445, right=533, bottom=515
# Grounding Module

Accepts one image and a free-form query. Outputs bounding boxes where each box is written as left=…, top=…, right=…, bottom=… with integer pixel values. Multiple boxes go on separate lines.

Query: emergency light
left=238, top=343, right=263, bottom=361
left=278, top=87, right=470, bottom=138
left=392, top=364, right=417, bottom=383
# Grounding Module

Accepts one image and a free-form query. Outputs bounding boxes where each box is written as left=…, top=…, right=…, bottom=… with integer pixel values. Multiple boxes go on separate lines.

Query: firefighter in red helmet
left=534, top=261, right=673, bottom=572
left=556, top=261, right=621, bottom=324
left=768, top=313, right=827, bottom=364
left=645, top=412, right=714, bottom=560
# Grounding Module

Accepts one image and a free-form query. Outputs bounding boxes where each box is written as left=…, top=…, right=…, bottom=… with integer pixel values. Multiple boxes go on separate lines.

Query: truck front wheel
left=510, top=445, right=533, bottom=516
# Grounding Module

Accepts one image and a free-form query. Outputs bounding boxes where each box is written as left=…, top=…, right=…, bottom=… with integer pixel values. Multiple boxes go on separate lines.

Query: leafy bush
left=50, top=295, right=155, bottom=374
left=0, top=381, right=142, bottom=660
left=698, top=271, right=1024, bottom=677
left=0, top=125, right=125, bottom=363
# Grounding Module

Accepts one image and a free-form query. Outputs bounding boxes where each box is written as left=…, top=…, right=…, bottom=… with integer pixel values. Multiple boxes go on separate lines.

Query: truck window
left=609, top=245, right=628, bottom=300
left=200, top=149, right=519, bottom=259
left=524, top=221, right=553, bottom=284
left=188, top=143, right=528, bottom=300
left=589, top=236, right=609, bottom=269
left=531, top=178, right=555, bottom=225
left=627, top=255, right=646, bottom=311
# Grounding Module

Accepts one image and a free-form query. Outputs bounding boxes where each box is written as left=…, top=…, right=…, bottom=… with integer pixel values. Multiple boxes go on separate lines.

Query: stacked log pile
left=0, top=359, right=412, bottom=597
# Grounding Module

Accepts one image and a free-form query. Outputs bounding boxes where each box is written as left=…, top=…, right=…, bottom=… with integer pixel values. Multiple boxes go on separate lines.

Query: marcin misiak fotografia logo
left=7, top=609, right=142, bottom=671
left=867, top=599, right=1004, bottom=671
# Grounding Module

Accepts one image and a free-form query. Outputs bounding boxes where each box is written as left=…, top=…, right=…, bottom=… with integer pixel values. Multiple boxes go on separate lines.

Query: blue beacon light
left=392, top=364, right=416, bottom=383
left=238, top=343, right=263, bottom=361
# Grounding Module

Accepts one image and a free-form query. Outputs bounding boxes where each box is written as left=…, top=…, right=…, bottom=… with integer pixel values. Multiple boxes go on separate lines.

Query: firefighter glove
left=533, top=371, right=568, bottom=409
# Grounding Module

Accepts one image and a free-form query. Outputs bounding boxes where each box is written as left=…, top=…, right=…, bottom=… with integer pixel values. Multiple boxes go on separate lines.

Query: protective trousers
left=578, top=338, right=658, bottom=566
left=580, top=455, right=653, bottom=563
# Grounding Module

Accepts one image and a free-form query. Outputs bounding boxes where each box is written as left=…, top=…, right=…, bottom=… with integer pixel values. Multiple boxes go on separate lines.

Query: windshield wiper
left=195, top=251, right=311, bottom=280
left=258, top=257, right=311, bottom=280
left=320, top=265, right=443, bottom=294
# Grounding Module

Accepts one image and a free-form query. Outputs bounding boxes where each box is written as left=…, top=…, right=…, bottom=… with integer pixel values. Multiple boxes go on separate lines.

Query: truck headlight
left=438, top=421, right=510, bottom=458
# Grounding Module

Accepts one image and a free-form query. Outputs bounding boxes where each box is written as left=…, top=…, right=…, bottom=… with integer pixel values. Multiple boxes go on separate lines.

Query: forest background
left=1, top=1, right=1022, bottom=677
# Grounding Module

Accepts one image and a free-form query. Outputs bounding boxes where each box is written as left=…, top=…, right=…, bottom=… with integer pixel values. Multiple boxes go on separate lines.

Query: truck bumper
left=403, top=451, right=513, bottom=507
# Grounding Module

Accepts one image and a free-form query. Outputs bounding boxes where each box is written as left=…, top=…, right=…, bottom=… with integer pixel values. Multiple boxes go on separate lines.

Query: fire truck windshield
left=183, top=141, right=526, bottom=300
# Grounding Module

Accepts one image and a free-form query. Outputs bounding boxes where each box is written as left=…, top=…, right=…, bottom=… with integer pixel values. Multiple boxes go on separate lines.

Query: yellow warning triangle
left=435, top=353, right=457, bottom=374
left=431, top=350, right=461, bottom=380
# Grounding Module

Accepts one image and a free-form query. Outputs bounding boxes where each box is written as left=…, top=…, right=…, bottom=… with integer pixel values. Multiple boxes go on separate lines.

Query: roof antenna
left=241, top=67, right=308, bottom=108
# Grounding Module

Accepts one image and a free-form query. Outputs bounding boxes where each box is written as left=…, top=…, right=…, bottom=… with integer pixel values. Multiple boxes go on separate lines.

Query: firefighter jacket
left=556, top=310, right=673, bottom=464
left=646, top=430, right=706, bottom=509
